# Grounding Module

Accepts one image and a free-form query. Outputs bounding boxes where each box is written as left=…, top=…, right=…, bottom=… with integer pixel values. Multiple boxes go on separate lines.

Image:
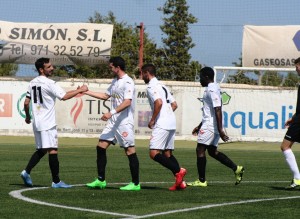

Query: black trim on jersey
left=162, top=86, right=170, bottom=103
left=296, top=85, right=300, bottom=115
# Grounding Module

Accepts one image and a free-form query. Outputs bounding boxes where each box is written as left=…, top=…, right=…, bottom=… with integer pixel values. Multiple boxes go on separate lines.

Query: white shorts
left=100, top=122, right=135, bottom=148
left=33, top=126, right=58, bottom=149
left=197, top=129, right=220, bottom=146
left=149, top=127, right=175, bottom=150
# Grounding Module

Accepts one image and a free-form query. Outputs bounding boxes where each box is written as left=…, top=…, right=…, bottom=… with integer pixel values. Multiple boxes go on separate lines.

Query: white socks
left=283, top=149, right=300, bottom=179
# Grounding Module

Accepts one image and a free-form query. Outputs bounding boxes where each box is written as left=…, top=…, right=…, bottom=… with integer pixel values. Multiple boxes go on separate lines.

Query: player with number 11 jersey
left=26, top=76, right=66, bottom=132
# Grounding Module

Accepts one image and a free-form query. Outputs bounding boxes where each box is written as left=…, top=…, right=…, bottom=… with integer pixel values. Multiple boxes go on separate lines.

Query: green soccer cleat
left=120, top=182, right=141, bottom=191
left=187, top=179, right=207, bottom=187
left=86, top=179, right=107, bottom=189
left=286, top=179, right=300, bottom=190
left=235, top=165, right=245, bottom=185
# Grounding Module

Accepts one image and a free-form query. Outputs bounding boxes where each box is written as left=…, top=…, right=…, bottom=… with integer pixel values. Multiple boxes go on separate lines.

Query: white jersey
left=106, top=74, right=135, bottom=126
left=26, top=76, right=66, bottom=131
left=146, top=77, right=176, bottom=130
left=201, top=82, right=222, bottom=132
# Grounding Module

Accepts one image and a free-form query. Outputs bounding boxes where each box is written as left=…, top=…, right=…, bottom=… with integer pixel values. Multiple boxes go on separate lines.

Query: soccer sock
left=217, top=152, right=237, bottom=170
left=283, top=149, right=300, bottom=179
left=128, top=153, right=140, bottom=185
left=49, top=154, right=60, bottom=184
left=211, top=151, right=237, bottom=170
left=197, top=156, right=206, bottom=182
left=153, top=153, right=180, bottom=174
left=168, top=155, right=181, bottom=175
left=25, top=150, right=46, bottom=174
left=96, top=146, right=107, bottom=181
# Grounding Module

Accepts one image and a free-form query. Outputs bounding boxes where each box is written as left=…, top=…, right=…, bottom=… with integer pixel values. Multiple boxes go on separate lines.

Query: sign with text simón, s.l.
left=0, top=20, right=113, bottom=65
left=242, top=25, right=300, bottom=68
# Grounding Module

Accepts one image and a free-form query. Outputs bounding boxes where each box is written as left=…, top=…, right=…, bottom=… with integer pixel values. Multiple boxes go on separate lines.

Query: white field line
left=9, top=181, right=296, bottom=218
left=122, top=196, right=300, bottom=219
left=9, top=186, right=136, bottom=218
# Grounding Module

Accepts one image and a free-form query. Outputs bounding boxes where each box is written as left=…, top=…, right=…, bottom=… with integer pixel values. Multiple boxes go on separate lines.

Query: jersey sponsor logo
left=111, top=93, right=122, bottom=99
left=122, top=132, right=128, bottom=137
left=0, top=93, right=12, bottom=117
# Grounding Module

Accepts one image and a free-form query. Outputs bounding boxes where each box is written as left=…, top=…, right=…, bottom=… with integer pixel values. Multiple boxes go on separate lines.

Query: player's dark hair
left=35, top=58, right=50, bottom=74
left=141, top=64, right=156, bottom=76
left=200, top=66, right=214, bottom=80
left=294, top=57, right=300, bottom=65
left=109, top=56, right=126, bottom=71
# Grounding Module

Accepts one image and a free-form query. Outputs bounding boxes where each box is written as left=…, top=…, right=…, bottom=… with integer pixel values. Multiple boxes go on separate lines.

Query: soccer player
left=187, top=66, right=244, bottom=187
left=281, top=57, right=300, bottom=189
left=21, top=57, right=88, bottom=188
left=86, top=56, right=140, bottom=191
left=141, top=64, right=187, bottom=191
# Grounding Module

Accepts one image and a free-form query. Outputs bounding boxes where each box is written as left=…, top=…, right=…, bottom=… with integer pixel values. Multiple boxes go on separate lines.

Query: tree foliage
left=158, top=0, right=201, bottom=81
left=282, top=72, right=299, bottom=87
left=261, top=71, right=283, bottom=86
left=228, top=56, right=299, bottom=87
left=57, top=11, right=159, bottom=79
left=227, top=56, right=258, bottom=85
left=0, top=63, right=18, bottom=76
left=57, top=2, right=202, bottom=81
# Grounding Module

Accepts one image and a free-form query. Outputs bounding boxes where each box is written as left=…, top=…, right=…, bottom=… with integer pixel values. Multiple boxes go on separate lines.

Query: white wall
left=0, top=78, right=294, bottom=142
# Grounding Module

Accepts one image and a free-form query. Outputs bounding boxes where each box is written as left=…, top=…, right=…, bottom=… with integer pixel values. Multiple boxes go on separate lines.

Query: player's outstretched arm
left=84, top=90, right=110, bottom=100
left=62, top=85, right=88, bottom=101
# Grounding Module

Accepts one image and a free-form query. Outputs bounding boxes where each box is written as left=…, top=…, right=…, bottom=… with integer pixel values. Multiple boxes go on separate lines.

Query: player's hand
left=148, top=120, right=155, bottom=129
left=101, top=112, right=112, bottom=121
left=219, top=130, right=229, bottom=142
left=25, top=116, right=31, bottom=124
left=80, top=85, right=88, bottom=92
left=192, top=126, right=199, bottom=136
left=284, top=118, right=293, bottom=128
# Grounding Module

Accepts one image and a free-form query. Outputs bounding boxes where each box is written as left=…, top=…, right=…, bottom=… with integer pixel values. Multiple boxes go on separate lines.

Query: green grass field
left=1, top=136, right=300, bottom=218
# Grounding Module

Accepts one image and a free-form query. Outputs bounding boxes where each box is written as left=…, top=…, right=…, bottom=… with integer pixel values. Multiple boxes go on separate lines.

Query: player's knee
left=196, top=144, right=206, bottom=156
left=149, top=150, right=159, bottom=160
left=37, top=149, right=47, bottom=157
left=207, top=147, right=217, bottom=157
left=96, top=146, right=106, bottom=155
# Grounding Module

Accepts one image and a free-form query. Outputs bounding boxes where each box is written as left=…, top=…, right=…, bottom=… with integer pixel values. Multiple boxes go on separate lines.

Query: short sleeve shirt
left=146, top=77, right=176, bottom=130
left=201, top=82, right=222, bottom=132
left=26, top=76, right=66, bottom=131
left=105, top=74, right=135, bottom=126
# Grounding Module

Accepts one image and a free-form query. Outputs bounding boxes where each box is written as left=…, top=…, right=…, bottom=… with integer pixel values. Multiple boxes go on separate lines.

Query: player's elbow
left=171, top=102, right=178, bottom=111
left=61, top=95, right=70, bottom=101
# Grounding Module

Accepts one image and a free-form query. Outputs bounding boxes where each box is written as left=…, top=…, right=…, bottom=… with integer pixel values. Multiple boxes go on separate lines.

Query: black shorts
left=284, top=122, right=300, bottom=143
